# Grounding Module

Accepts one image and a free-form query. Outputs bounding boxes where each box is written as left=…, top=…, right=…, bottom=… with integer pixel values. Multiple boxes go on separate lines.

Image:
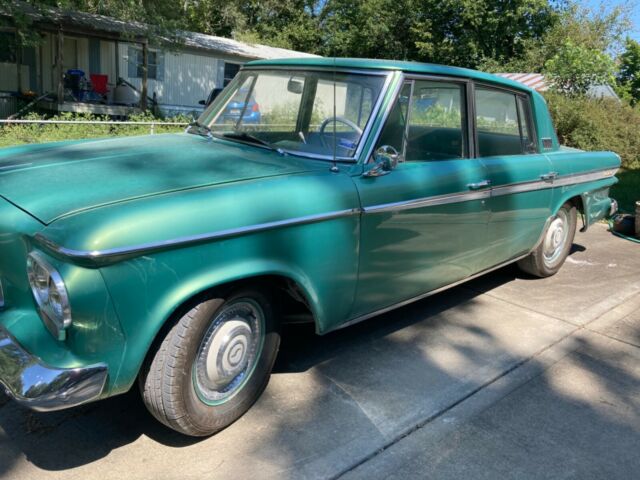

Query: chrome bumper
left=0, top=326, right=107, bottom=412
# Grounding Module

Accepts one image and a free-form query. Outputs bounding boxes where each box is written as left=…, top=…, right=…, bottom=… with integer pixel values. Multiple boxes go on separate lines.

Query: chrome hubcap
left=543, top=211, right=569, bottom=266
left=194, top=300, right=263, bottom=404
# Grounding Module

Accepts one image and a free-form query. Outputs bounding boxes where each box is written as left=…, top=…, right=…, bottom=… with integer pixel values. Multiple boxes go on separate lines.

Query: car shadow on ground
left=0, top=242, right=627, bottom=478
left=0, top=267, right=506, bottom=473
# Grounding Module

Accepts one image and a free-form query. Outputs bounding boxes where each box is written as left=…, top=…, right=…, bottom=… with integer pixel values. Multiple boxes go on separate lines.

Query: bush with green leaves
left=545, top=92, right=640, bottom=170
left=0, top=112, right=190, bottom=148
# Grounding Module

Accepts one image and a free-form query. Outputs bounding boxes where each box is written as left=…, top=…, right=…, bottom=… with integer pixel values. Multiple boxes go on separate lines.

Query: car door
left=473, top=85, right=554, bottom=270
left=351, top=78, right=491, bottom=318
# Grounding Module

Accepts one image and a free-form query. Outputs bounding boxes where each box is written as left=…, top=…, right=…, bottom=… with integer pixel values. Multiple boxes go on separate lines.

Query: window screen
left=0, top=33, right=16, bottom=63
left=127, top=46, right=164, bottom=81
left=223, top=63, right=241, bottom=86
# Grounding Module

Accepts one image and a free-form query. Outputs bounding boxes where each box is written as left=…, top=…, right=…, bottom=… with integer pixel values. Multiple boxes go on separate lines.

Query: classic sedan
left=0, top=58, right=619, bottom=436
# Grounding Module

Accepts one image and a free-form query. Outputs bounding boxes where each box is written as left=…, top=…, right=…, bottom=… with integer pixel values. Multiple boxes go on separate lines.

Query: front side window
left=406, top=81, right=466, bottom=160
left=475, top=87, right=535, bottom=156
left=198, top=69, right=388, bottom=160
left=375, top=79, right=466, bottom=161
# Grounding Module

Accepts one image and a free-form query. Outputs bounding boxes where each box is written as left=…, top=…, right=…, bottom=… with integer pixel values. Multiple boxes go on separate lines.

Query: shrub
left=544, top=92, right=640, bottom=170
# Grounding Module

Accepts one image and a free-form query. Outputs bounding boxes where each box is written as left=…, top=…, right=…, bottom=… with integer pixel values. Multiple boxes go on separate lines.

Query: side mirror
left=363, top=145, right=400, bottom=177
left=198, top=100, right=206, bottom=105
left=287, top=77, right=304, bottom=94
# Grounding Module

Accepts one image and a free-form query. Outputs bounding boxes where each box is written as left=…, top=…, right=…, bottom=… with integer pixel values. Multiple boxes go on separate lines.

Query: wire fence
left=0, top=119, right=190, bottom=135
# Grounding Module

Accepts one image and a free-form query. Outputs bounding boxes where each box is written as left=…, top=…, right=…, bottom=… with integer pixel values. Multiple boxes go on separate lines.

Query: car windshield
left=196, top=69, right=388, bottom=160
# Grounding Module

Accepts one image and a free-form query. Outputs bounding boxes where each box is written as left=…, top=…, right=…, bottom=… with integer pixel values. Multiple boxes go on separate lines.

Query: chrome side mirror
left=363, top=145, right=400, bottom=177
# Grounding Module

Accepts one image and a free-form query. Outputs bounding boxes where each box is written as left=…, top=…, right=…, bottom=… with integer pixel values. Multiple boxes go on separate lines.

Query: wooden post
left=140, top=40, right=148, bottom=111
left=57, top=28, right=64, bottom=105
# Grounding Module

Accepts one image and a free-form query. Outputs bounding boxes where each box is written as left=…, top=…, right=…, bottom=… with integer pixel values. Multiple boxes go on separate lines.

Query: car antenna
left=330, top=56, right=339, bottom=173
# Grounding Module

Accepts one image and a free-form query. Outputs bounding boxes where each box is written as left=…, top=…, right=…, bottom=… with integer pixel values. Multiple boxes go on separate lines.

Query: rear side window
left=475, top=87, right=535, bottom=157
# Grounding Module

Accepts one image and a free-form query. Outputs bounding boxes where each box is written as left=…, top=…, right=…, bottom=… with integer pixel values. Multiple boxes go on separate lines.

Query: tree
left=618, top=38, right=640, bottom=105
left=480, top=1, right=631, bottom=73
left=544, top=41, right=615, bottom=95
left=315, top=0, right=557, bottom=68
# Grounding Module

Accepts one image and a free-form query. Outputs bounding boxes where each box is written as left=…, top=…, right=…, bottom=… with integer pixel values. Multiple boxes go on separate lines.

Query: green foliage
left=610, top=169, right=640, bottom=214
left=316, top=0, right=557, bottom=68
left=0, top=112, right=188, bottom=148
left=618, top=38, right=640, bottom=106
left=481, top=1, right=630, bottom=73
left=544, top=41, right=616, bottom=95
left=410, top=104, right=461, bottom=128
left=545, top=92, right=640, bottom=170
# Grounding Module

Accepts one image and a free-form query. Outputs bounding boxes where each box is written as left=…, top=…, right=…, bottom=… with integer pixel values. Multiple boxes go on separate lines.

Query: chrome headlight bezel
left=26, top=251, right=72, bottom=341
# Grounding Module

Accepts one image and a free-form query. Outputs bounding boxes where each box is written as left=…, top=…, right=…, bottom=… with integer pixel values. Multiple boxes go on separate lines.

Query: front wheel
left=517, top=202, right=577, bottom=278
left=140, top=287, right=280, bottom=436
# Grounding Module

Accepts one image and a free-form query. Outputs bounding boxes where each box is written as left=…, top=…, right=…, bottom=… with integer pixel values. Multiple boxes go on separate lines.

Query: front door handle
left=467, top=179, right=492, bottom=190
left=540, top=171, right=558, bottom=182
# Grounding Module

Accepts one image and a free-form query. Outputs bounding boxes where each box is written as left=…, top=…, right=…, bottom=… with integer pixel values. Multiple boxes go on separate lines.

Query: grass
left=0, top=113, right=189, bottom=149
left=611, top=169, right=640, bottom=214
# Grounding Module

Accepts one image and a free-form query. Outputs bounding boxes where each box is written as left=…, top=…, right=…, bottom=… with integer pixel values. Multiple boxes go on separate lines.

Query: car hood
left=0, top=133, right=322, bottom=224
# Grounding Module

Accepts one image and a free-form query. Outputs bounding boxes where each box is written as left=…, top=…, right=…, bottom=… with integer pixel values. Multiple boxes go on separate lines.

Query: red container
left=90, top=74, right=109, bottom=95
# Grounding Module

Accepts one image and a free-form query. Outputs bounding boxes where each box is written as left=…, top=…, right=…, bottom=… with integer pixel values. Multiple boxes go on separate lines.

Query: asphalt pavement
left=1, top=223, right=638, bottom=480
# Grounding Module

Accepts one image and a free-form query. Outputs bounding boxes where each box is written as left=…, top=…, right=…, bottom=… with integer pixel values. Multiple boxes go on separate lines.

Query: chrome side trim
left=491, top=167, right=618, bottom=198
left=552, top=167, right=619, bottom=187
left=362, top=167, right=618, bottom=215
left=35, top=208, right=361, bottom=260
left=363, top=189, right=490, bottom=214
left=335, top=251, right=531, bottom=331
left=0, top=326, right=108, bottom=412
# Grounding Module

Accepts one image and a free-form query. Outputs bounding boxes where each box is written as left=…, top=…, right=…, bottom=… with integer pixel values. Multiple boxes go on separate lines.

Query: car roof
left=246, top=57, right=534, bottom=94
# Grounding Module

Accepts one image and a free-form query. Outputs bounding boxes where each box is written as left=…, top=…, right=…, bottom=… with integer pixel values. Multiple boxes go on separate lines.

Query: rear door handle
left=467, top=179, right=492, bottom=190
left=540, top=171, right=558, bottom=182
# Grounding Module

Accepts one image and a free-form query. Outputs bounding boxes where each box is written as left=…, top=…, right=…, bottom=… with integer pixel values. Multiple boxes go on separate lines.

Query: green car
left=0, top=58, right=619, bottom=436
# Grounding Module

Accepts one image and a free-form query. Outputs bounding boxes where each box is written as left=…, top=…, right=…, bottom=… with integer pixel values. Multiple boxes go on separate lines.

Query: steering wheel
left=318, top=116, right=363, bottom=150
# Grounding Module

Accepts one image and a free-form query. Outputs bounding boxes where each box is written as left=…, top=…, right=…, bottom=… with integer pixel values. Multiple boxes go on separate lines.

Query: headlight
left=26, top=252, right=72, bottom=341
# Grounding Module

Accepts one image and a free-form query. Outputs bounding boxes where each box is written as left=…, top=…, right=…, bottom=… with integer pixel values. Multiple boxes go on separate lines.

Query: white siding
left=99, top=40, right=117, bottom=82
left=41, top=32, right=54, bottom=92
left=118, top=42, right=225, bottom=108
left=75, top=37, right=90, bottom=73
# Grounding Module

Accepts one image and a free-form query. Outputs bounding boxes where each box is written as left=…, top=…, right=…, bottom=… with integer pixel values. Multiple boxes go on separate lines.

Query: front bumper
left=0, top=326, right=107, bottom=412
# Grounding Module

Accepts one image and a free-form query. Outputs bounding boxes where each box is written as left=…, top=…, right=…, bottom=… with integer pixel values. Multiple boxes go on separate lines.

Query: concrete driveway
left=1, top=223, right=639, bottom=480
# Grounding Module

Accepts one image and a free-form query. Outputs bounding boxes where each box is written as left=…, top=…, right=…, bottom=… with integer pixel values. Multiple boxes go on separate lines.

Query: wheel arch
left=112, top=263, right=321, bottom=394
left=550, top=177, right=617, bottom=232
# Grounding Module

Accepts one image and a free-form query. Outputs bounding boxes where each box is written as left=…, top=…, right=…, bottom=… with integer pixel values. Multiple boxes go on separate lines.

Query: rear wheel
left=140, top=287, right=280, bottom=436
left=517, top=202, right=577, bottom=278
